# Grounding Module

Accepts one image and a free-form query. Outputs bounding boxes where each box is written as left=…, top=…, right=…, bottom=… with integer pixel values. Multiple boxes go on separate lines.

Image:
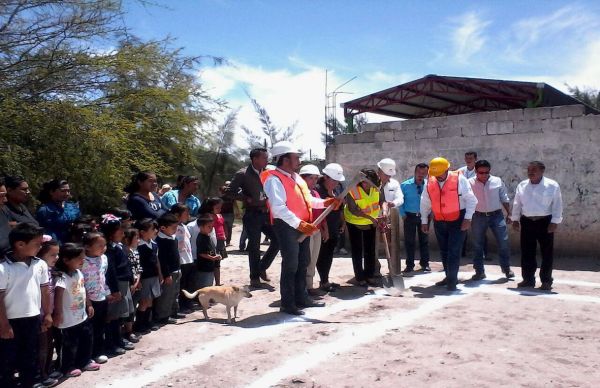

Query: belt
left=405, top=212, right=421, bottom=217
left=474, top=209, right=502, bottom=217
left=522, top=215, right=551, bottom=221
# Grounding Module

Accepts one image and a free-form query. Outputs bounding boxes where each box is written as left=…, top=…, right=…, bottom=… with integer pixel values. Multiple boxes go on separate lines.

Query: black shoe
left=297, top=299, right=326, bottom=308
left=471, top=272, right=486, bottom=281
left=127, top=333, right=141, bottom=343
left=402, top=267, right=414, bottom=274
left=250, top=279, right=264, bottom=289
left=435, top=278, right=448, bottom=287
left=447, top=284, right=458, bottom=291
left=517, top=280, right=535, bottom=288
left=121, top=341, right=135, bottom=351
left=107, top=347, right=126, bottom=357
left=171, top=313, right=186, bottom=319
left=420, top=266, right=431, bottom=272
left=540, top=282, right=552, bottom=291
left=279, top=307, right=305, bottom=316
left=503, top=268, right=515, bottom=279
left=259, top=271, right=271, bottom=282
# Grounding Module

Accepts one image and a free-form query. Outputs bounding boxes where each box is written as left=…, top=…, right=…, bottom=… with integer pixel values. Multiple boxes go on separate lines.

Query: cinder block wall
left=327, top=105, right=600, bottom=257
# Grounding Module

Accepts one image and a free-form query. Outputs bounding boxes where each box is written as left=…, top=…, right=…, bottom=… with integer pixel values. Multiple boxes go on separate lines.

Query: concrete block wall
left=328, top=105, right=600, bottom=257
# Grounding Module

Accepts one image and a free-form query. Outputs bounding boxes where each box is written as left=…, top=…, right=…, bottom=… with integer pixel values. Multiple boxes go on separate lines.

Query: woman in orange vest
left=343, top=168, right=386, bottom=287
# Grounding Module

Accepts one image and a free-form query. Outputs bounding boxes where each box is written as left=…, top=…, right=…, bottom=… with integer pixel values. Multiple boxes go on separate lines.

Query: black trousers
left=403, top=213, right=430, bottom=268
left=316, top=234, right=338, bottom=284
left=520, top=216, right=554, bottom=283
left=0, top=315, right=40, bottom=388
left=60, top=320, right=93, bottom=373
left=347, top=223, right=376, bottom=281
left=90, top=300, right=108, bottom=358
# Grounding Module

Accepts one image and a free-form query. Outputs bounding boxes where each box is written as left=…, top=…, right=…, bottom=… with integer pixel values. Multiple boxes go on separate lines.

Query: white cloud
left=450, top=12, right=491, bottom=64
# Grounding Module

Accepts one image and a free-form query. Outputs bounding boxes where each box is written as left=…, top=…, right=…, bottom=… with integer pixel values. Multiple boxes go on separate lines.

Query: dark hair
left=360, top=168, right=380, bottom=188
left=4, top=175, right=26, bottom=190
left=250, top=148, right=267, bottom=160
left=99, top=216, right=122, bottom=241
left=475, top=160, right=491, bottom=170
left=0, top=177, right=4, bottom=187
left=124, top=171, right=155, bottom=194
left=55, top=243, right=85, bottom=273
left=415, top=163, right=429, bottom=171
left=180, top=176, right=199, bottom=188
left=9, top=223, right=45, bottom=247
left=198, top=197, right=223, bottom=215
left=76, top=214, right=97, bottom=225
left=529, top=160, right=546, bottom=171
left=70, top=221, right=93, bottom=243
left=465, top=151, right=478, bottom=158
left=157, top=212, right=178, bottom=228
left=123, top=228, right=139, bottom=246
left=82, top=232, right=105, bottom=247
left=38, top=238, right=59, bottom=258
left=111, top=208, right=132, bottom=221
left=135, top=218, right=158, bottom=232
left=196, top=214, right=214, bottom=228
left=38, top=179, right=68, bottom=203
left=169, top=203, right=189, bottom=217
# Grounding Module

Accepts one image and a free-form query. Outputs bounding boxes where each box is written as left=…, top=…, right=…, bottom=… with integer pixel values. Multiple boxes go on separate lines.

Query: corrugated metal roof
left=342, top=74, right=599, bottom=119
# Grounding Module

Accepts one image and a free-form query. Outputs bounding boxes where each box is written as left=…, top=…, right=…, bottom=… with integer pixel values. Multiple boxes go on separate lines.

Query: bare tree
left=242, top=96, right=296, bottom=148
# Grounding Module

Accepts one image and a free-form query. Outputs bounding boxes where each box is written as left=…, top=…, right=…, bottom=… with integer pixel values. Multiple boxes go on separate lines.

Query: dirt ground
left=59, top=223, right=600, bottom=388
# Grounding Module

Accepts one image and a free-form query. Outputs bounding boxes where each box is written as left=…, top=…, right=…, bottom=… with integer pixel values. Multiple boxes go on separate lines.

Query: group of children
left=0, top=198, right=229, bottom=388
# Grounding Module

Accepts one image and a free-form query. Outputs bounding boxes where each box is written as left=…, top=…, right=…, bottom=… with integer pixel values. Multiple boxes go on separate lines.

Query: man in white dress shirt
left=457, top=151, right=478, bottom=179
left=376, top=158, right=404, bottom=275
left=468, top=160, right=514, bottom=281
left=511, top=161, right=563, bottom=291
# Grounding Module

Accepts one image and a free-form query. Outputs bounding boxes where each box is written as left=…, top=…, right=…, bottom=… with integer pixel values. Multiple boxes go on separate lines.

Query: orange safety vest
left=260, top=169, right=312, bottom=223
left=427, top=171, right=460, bottom=222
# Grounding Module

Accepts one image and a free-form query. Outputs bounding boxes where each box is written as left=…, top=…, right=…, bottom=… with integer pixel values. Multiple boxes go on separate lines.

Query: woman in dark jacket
left=125, top=172, right=166, bottom=221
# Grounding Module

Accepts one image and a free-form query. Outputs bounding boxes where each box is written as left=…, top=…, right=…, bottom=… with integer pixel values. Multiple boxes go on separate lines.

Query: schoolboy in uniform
left=154, top=213, right=182, bottom=324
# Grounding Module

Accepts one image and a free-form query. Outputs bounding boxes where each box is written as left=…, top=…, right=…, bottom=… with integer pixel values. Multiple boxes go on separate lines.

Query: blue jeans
left=272, top=219, right=310, bottom=309
left=433, top=210, right=466, bottom=287
left=243, top=210, right=279, bottom=280
left=471, top=211, right=510, bottom=273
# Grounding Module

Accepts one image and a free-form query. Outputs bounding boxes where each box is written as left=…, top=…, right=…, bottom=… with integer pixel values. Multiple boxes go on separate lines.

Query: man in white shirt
left=421, top=157, right=478, bottom=291
left=457, top=151, right=477, bottom=179
left=376, top=158, right=404, bottom=275
left=262, top=141, right=340, bottom=315
left=468, top=160, right=514, bottom=281
left=511, top=161, right=563, bottom=291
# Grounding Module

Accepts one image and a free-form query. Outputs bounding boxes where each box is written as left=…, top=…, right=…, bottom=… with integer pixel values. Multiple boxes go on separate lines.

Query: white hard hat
left=377, top=158, right=396, bottom=176
left=322, top=163, right=345, bottom=182
left=270, top=141, right=301, bottom=158
left=265, top=164, right=276, bottom=171
left=299, top=164, right=320, bottom=176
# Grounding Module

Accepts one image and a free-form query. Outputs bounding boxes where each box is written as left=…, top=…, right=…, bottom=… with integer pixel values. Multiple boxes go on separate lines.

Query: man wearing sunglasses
left=468, top=160, right=514, bottom=281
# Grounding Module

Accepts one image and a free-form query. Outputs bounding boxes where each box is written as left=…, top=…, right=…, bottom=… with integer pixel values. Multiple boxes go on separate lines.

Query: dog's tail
left=182, top=289, right=200, bottom=299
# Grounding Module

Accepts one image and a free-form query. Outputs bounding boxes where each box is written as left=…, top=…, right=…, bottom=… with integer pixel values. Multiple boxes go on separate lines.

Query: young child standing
left=195, top=215, right=221, bottom=290
left=38, top=237, right=61, bottom=386
left=81, top=232, right=119, bottom=365
left=122, top=228, right=142, bottom=342
left=53, top=243, right=99, bottom=377
left=154, top=213, right=182, bottom=324
left=199, top=198, right=227, bottom=286
left=170, top=204, right=194, bottom=313
left=133, top=219, right=161, bottom=334
left=0, top=223, right=51, bottom=388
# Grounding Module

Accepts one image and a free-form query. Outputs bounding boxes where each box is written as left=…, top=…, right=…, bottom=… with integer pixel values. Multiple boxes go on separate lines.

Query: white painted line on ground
left=245, top=292, right=472, bottom=388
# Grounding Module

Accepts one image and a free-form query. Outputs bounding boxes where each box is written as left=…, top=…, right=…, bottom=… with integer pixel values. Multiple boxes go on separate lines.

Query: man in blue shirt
left=399, top=163, right=430, bottom=272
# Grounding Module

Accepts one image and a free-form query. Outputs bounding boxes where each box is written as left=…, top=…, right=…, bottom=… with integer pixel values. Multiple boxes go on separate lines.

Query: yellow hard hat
left=429, top=157, right=450, bottom=177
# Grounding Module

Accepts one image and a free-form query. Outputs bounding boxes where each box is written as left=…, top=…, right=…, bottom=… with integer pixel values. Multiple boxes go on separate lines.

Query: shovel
left=380, top=219, right=405, bottom=296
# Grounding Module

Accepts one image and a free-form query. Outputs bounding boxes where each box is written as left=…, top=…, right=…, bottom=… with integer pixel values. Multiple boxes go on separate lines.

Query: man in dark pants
left=400, top=163, right=430, bottom=273
left=226, top=148, right=279, bottom=288
left=420, top=157, right=477, bottom=291
left=511, top=161, right=563, bottom=291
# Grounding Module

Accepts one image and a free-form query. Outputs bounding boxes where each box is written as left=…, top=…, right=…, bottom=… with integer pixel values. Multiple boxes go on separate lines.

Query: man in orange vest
left=262, top=141, right=341, bottom=315
left=420, top=157, right=478, bottom=291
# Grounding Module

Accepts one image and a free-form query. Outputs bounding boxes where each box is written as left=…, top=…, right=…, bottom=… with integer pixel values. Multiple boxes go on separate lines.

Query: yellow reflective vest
left=343, top=185, right=380, bottom=226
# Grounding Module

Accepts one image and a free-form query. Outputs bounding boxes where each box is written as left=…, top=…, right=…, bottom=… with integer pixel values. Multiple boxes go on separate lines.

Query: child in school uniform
left=122, top=228, right=141, bottom=342
left=53, top=243, right=99, bottom=377
left=199, top=198, right=227, bottom=286
left=154, top=213, right=182, bottom=324
left=195, top=215, right=221, bottom=290
left=0, top=223, right=51, bottom=388
left=133, top=219, right=161, bottom=334
left=169, top=204, right=194, bottom=313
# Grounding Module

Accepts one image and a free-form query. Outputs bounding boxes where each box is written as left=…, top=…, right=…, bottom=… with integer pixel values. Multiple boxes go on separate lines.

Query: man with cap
left=262, top=142, right=341, bottom=315
left=376, top=158, right=404, bottom=276
left=420, top=157, right=478, bottom=291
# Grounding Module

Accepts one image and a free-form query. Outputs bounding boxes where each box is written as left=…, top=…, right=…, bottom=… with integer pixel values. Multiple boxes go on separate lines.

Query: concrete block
left=374, top=130, right=394, bottom=142
left=572, top=114, right=600, bottom=130
left=355, top=131, right=375, bottom=143
left=487, top=121, right=514, bottom=135
left=387, top=121, right=404, bottom=130
left=415, top=127, right=438, bottom=139
left=334, top=134, right=355, bottom=144
left=447, top=112, right=485, bottom=127
left=552, top=104, right=585, bottom=119
left=437, top=126, right=462, bottom=138
left=379, top=121, right=403, bottom=130
left=402, top=118, right=424, bottom=130
left=541, top=118, right=572, bottom=132
left=523, top=107, right=552, bottom=120
left=422, top=116, right=447, bottom=129
left=461, top=124, right=486, bottom=137
left=394, top=129, right=416, bottom=141
left=362, top=123, right=381, bottom=132
left=514, top=120, right=543, bottom=133
left=493, top=109, right=524, bottom=122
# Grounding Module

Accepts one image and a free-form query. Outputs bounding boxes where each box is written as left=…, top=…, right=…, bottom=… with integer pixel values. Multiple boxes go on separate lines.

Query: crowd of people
left=0, top=142, right=564, bottom=387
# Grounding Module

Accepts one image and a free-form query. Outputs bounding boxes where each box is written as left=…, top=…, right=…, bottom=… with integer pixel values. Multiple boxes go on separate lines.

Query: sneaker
left=171, top=312, right=186, bottom=319
left=66, top=369, right=82, bottom=378
left=107, top=347, right=126, bottom=357
left=150, top=322, right=160, bottom=331
left=95, top=355, right=108, bottom=364
left=127, top=333, right=141, bottom=343
left=121, top=341, right=135, bottom=351
left=339, top=248, right=348, bottom=255
left=48, top=371, right=63, bottom=380
left=41, top=377, right=59, bottom=387
left=83, top=361, right=101, bottom=371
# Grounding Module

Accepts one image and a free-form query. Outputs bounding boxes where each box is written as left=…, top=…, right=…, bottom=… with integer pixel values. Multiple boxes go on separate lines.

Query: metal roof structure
left=342, top=74, right=599, bottom=120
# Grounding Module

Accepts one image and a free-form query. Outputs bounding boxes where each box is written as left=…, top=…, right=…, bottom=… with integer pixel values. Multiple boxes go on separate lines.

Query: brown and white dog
left=182, top=285, right=252, bottom=323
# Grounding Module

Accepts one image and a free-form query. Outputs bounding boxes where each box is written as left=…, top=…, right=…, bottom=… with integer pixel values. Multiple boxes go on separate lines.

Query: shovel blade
left=382, top=274, right=405, bottom=296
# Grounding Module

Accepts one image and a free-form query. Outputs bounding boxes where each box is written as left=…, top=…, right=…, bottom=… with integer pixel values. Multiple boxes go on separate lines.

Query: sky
left=124, top=0, right=600, bottom=158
